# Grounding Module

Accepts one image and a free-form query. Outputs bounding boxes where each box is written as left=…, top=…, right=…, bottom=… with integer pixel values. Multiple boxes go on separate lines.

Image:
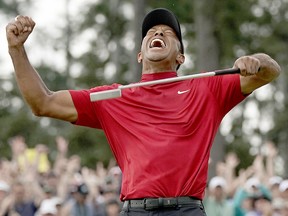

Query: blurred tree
left=216, top=0, right=288, bottom=175
left=193, top=0, right=226, bottom=179
left=127, top=0, right=146, bottom=82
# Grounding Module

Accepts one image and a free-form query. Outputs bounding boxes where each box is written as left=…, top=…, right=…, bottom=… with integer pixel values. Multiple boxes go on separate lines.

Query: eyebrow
left=147, top=28, right=176, bottom=36
left=149, top=27, right=174, bottom=31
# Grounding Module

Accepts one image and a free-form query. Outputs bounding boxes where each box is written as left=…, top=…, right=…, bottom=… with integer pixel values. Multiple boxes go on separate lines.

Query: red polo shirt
left=69, top=71, right=246, bottom=200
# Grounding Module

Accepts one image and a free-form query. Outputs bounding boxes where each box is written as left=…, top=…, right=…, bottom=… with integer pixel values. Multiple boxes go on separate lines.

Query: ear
left=137, top=52, right=142, bottom=63
left=176, top=53, right=185, bottom=65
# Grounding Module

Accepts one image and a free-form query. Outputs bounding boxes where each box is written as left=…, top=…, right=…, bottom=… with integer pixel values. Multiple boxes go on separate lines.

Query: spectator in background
left=2, top=133, right=286, bottom=216
left=61, top=183, right=97, bottom=216
left=272, top=197, right=288, bottom=216
left=37, top=198, right=58, bottom=216
left=234, top=177, right=272, bottom=216
left=204, top=176, right=234, bottom=216
left=268, top=176, right=282, bottom=199
left=279, top=179, right=288, bottom=199
left=36, top=197, right=63, bottom=216
left=40, top=171, right=59, bottom=199
left=1, top=132, right=287, bottom=216
left=245, top=192, right=273, bottom=216
left=8, top=136, right=51, bottom=174
left=278, top=201, right=288, bottom=216
left=104, top=198, right=121, bottom=216
left=0, top=181, right=43, bottom=216
left=214, top=152, right=241, bottom=199
left=0, top=181, right=10, bottom=205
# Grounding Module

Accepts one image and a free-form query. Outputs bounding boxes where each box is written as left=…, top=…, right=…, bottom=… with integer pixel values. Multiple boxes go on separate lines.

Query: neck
left=140, top=71, right=177, bottom=82
left=141, top=65, right=177, bottom=74
left=142, top=69, right=176, bottom=74
left=141, top=60, right=178, bottom=74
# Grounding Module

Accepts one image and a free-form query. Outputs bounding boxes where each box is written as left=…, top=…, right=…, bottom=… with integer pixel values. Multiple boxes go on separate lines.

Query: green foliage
left=227, top=143, right=254, bottom=173
left=68, top=126, right=113, bottom=166
left=72, top=1, right=130, bottom=87
left=147, top=0, right=194, bottom=23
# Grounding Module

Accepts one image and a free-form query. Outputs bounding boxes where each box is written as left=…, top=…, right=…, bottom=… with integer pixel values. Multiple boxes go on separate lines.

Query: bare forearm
left=9, top=46, right=52, bottom=115
left=6, top=16, right=78, bottom=122
left=236, top=53, right=281, bottom=94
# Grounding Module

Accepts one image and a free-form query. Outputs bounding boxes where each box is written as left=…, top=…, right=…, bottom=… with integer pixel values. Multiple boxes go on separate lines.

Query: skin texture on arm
left=6, top=15, right=77, bottom=122
left=234, top=53, right=281, bottom=94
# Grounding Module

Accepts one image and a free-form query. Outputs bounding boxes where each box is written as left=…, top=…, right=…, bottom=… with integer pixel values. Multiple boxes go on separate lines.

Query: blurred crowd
left=0, top=136, right=287, bottom=216
left=204, top=141, right=288, bottom=216
left=0, top=136, right=122, bottom=216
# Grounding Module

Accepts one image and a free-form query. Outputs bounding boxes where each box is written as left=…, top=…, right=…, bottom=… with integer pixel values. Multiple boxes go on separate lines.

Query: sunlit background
left=0, top=0, right=287, bottom=178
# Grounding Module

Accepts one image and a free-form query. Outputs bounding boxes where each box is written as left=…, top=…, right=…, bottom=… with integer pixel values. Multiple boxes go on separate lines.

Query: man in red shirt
left=6, top=8, right=280, bottom=216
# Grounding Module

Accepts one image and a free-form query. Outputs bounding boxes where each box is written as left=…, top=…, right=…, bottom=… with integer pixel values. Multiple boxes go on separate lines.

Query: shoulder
left=90, top=83, right=121, bottom=92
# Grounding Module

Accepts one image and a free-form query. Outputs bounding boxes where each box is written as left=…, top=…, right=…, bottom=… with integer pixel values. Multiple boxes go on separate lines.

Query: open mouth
left=149, top=38, right=166, bottom=49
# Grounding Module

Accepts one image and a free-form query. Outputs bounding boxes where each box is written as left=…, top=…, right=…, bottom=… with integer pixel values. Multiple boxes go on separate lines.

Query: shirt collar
left=141, top=72, right=177, bottom=82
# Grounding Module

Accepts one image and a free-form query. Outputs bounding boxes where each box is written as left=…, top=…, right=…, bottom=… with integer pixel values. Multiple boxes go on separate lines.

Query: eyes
left=147, top=27, right=176, bottom=36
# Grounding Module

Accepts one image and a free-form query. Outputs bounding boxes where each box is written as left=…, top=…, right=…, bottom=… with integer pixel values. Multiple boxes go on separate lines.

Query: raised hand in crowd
left=56, top=136, right=69, bottom=157
left=8, top=136, right=26, bottom=162
left=53, top=136, right=69, bottom=176
left=263, top=141, right=279, bottom=179
left=224, top=152, right=240, bottom=197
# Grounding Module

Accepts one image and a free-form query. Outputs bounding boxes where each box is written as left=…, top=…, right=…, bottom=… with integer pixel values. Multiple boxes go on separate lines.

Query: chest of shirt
left=99, top=81, right=220, bottom=134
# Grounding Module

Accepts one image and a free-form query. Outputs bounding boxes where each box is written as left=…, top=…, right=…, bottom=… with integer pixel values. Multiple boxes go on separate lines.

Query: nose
left=154, top=28, right=164, bottom=37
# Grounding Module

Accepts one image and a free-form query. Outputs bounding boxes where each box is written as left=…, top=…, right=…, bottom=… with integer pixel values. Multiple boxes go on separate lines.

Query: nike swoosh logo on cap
left=177, top=90, right=190, bottom=94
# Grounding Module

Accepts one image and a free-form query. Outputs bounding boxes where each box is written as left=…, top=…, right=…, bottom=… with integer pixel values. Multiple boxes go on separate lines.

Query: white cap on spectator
left=269, top=176, right=283, bottom=186
left=109, top=166, right=122, bottom=175
left=245, top=177, right=260, bottom=191
left=0, top=181, right=10, bottom=192
left=272, top=198, right=285, bottom=209
left=279, top=179, right=288, bottom=192
left=50, top=197, right=63, bottom=206
left=39, top=199, right=57, bottom=215
left=208, top=176, right=227, bottom=190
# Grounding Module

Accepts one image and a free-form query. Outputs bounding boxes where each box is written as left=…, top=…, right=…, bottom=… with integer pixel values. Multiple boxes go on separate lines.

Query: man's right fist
left=6, top=15, right=35, bottom=48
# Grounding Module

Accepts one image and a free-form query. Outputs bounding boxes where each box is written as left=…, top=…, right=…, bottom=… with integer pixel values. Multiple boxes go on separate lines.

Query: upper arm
left=240, top=75, right=270, bottom=95
left=37, top=90, right=78, bottom=123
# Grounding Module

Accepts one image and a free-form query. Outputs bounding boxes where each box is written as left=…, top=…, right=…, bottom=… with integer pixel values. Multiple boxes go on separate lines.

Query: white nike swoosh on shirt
left=177, top=90, right=190, bottom=94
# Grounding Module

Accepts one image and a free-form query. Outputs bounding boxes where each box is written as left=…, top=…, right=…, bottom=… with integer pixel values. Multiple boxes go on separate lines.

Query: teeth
left=150, top=39, right=166, bottom=48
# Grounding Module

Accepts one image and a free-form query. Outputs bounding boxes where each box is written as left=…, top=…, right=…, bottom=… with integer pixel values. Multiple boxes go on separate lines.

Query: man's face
left=139, top=25, right=183, bottom=70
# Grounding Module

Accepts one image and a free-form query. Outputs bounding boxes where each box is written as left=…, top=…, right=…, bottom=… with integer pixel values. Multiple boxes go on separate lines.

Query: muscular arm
left=234, top=53, right=281, bottom=94
left=6, top=16, right=77, bottom=122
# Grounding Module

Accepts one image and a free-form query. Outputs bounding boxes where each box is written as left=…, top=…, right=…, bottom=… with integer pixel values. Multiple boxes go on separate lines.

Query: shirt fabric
left=69, top=71, right=246, bottom=201
left=14, top=201, right=38, bottom=216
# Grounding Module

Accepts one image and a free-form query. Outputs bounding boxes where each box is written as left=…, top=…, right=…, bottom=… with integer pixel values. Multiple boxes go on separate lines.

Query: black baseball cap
left=142, top=8, right=184, bottom=54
